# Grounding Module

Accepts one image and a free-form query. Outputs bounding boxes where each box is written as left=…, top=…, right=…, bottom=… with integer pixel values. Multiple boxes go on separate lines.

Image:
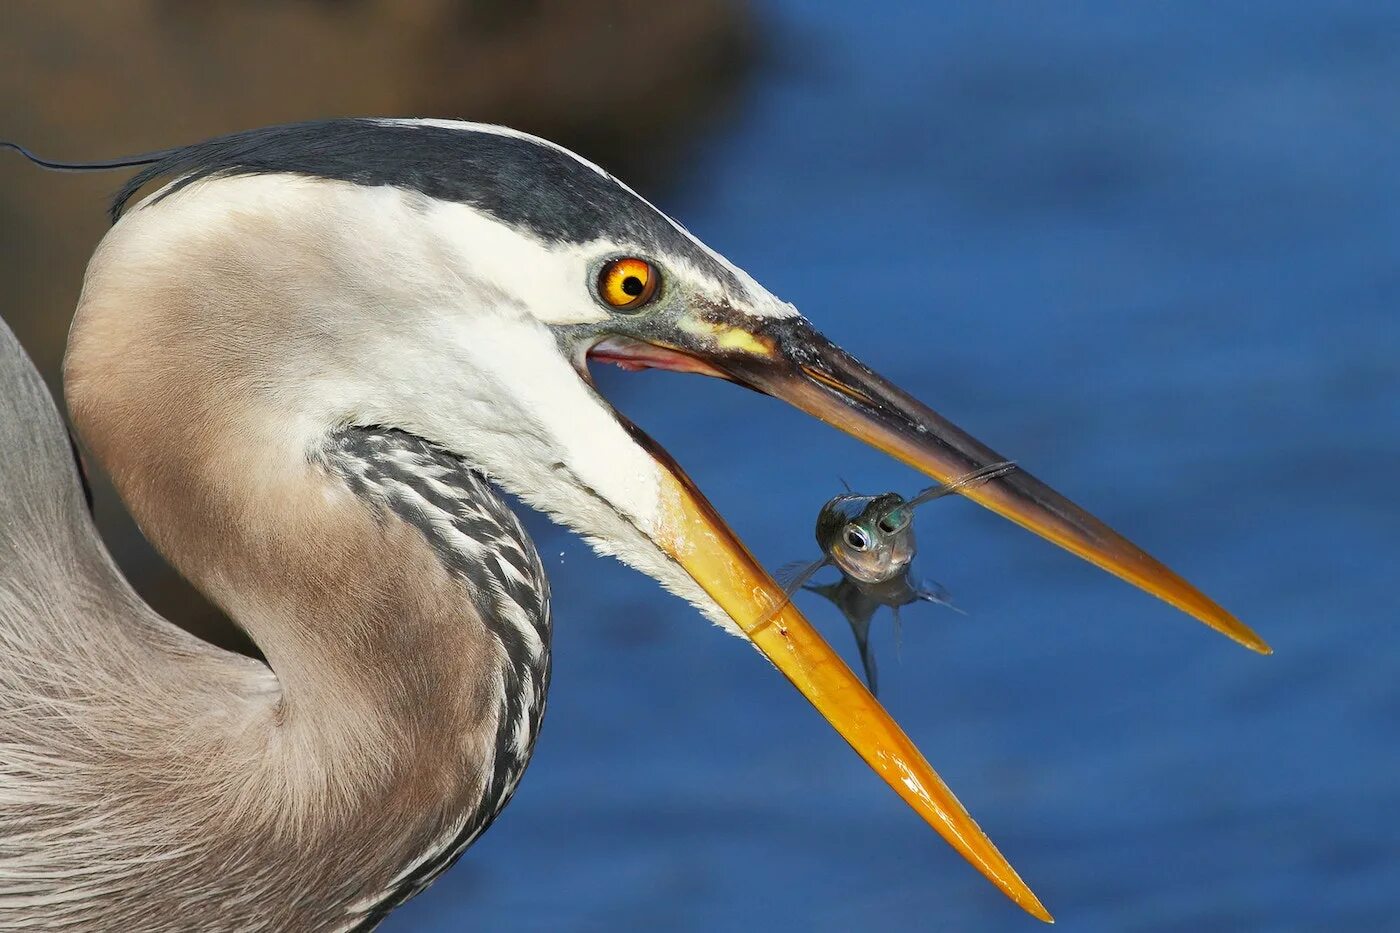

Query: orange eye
left=597, top=257, right=659, bottom=311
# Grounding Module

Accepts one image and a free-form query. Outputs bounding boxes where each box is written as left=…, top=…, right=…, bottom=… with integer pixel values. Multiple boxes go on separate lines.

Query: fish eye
left=844, top=526, right=870, bottom=551
left=597, top=257, right=659, bottom=311
left=878, top=508, right=908, bottom=534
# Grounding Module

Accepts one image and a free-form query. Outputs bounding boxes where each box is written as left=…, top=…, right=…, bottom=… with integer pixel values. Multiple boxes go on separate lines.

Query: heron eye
left=598, top=257, right=659, bottom=311
left=844, top=527, right=869, bottom=550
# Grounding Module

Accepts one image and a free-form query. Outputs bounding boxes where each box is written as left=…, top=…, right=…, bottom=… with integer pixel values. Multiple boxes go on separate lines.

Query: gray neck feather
left=316, top=426, right=552, bottom=926
left=0, top=318, right=553, bottom=930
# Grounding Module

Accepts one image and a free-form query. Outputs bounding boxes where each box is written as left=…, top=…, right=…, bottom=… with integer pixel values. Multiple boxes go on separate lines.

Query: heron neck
left=55, top=184, right=554, bottom=926
left=63, top=302, right=552, bottom=890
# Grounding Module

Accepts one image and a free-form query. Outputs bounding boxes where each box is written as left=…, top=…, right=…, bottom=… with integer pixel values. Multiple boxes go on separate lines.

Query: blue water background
left=391, top=3, right=1400, bottom=930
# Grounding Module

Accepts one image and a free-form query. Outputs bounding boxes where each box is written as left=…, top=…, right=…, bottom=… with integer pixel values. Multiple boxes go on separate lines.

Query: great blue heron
left=0, top=119, right=1268, bottom=930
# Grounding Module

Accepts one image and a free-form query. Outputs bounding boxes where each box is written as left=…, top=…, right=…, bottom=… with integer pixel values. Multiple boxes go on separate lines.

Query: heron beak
left=625, top=424, right=1053, bottom=923
left=714, top=317, right=1270, bottom=655
left=586, top=310, right=1264, bottom=922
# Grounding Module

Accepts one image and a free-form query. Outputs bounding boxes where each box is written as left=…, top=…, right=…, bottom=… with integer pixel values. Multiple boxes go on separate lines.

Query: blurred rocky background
left=0, top=0, right=754, bottom=654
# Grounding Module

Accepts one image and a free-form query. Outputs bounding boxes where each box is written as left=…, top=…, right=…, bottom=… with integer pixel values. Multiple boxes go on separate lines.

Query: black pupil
left=845, top=530, right=865, bottom=549
left=621, top=275, right=645, bottom=297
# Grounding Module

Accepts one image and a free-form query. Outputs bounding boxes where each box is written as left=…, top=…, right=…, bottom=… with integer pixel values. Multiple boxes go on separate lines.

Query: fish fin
left=917, top=579, right=968, bottom=615
left=754, top=557, right=829, bottom=627
left=849, top=614, right=879, bottom=697
left=776, top=558, right=825, bottom=590
left=908, top=460, right=1018, bottom=508
left=891, top=604, right=904, bottom=661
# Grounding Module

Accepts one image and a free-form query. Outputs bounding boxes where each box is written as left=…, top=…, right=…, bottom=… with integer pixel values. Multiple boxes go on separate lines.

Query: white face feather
left=380, top=117, right=798, bottom=322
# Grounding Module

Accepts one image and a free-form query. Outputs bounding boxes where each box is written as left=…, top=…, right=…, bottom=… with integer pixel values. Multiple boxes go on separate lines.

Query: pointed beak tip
left=991, top=861, right=1053, bottom=923
left=991, top=874, right=1051, bottom=923
left=1199, top=607, right=1271, bottom=655
left=995, top=876, right=1053, bottom=923
left=1232, top=622, right=1273, bottom=655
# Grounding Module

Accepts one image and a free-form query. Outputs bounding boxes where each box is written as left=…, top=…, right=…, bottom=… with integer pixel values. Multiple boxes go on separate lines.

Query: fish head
left=816, top=491, right=916, bottom=584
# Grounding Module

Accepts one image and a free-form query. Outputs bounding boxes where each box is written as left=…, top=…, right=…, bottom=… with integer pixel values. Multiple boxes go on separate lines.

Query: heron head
left=91, top=119, right=1267, bottom=921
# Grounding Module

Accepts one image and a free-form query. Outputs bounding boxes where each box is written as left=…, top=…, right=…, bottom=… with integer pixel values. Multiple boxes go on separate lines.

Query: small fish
left=766, top=461, right=1018, bottom=695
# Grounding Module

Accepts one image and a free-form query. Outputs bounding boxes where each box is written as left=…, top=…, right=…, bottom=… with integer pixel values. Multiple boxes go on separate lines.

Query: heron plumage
left=1, top=316, right=554, bottom=930
left=1, top=155, right=558, bottom=926
left=0, top=117, right=1262, bottom=927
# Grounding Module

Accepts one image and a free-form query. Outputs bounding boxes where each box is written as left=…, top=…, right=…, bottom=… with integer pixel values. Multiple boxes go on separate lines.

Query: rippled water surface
left=389, top=3, right=1400, bottom=930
